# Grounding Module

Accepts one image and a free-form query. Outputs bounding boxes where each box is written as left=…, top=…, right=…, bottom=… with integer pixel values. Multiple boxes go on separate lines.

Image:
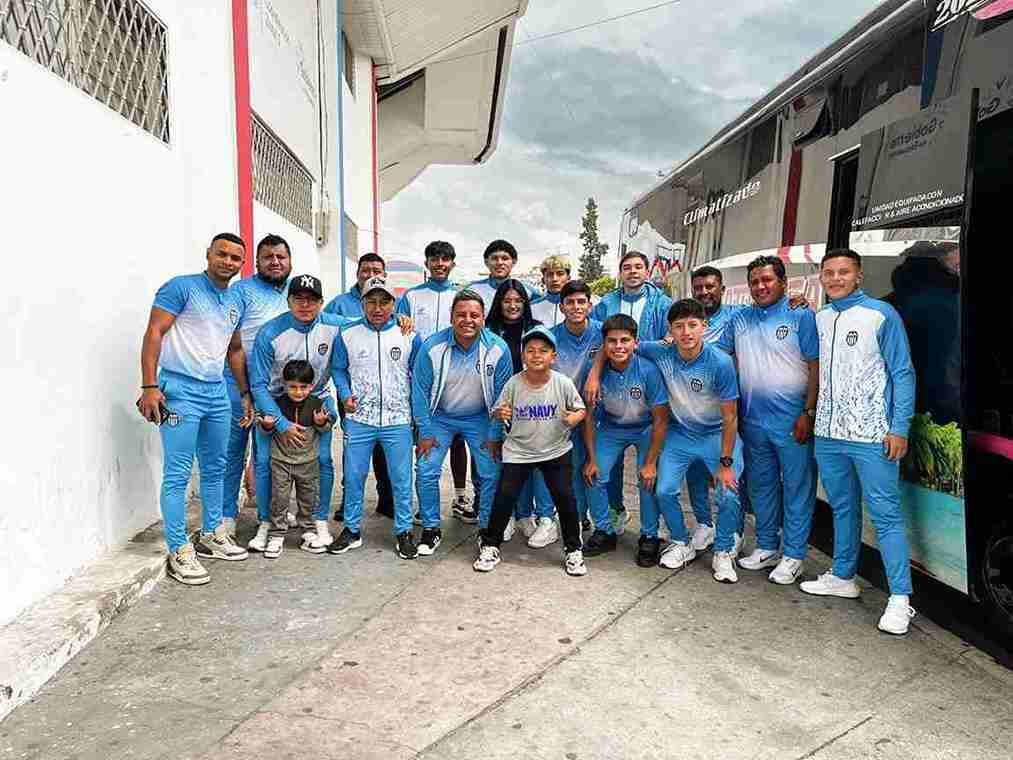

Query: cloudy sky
left=381, top=0, right=884, bottom=281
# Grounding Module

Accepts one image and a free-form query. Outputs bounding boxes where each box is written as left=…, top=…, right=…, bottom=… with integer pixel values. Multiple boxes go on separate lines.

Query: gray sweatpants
left=270, top=458, right=320, bottom=536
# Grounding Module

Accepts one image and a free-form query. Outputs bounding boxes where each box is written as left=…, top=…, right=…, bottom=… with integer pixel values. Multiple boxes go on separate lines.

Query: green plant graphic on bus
left=902, top=413, right=963, bottom=497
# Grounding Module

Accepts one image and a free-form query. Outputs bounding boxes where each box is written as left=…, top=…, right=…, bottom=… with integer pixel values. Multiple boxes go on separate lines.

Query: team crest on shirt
left=390, top=346, right=402, bottom=361
left=775, top=325, right=790, bottom=340
left=846, top=330, right=859, bottom=347
left=317, top=343, right=328, bottom=356
left=486, top=363, right=494, bottom=377
left=166, top=412, right=180, bottom=427
left=228, top=308, right=240, bottom=325
left=629, top=386, right=643, bottom=400
left=690, top=378, right=704, bottom=393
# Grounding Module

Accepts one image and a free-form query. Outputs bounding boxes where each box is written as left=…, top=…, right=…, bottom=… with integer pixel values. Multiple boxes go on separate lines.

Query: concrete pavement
left=3, top=455, right=1012, bottom=759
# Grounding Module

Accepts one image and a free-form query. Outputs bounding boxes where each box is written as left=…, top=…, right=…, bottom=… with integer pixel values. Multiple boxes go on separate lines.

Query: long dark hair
left=486, top=279, right=539, bottom=335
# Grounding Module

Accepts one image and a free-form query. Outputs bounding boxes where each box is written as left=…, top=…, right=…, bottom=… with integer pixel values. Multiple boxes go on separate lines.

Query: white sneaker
left=564, top=549, right=587, bottom=577
left=878, top=595, right=916, bottom=635
left=300, top=520, right=333, bottom=554
left=264, top=534, right=284, bottom=559
left=528, top=517, right=559, bottom=548
left=769, top=557, right=804, bottom=585
left=166, top=544, right=210, bottom=586
left=473, top=545, right=501, bottom=572
left=221, top=516, right=237, bottom=540
left=517, top=516, right=538, bottom=539
left=248, top=521, right=270, bottom=552
left=712, top=551, right=738, bottom=583
left=737, top=547, right=781, bottom=571
left=502, top=516, right=516, bottom=542
left=194, top=526, right=249, bottom=561
left=612, top=508, right=631, bottom=536
left=691, top=524, right=715, bottom=551
left=658, top=542, right=696, bottom=570
left=800, top=572, right=861, bottom=599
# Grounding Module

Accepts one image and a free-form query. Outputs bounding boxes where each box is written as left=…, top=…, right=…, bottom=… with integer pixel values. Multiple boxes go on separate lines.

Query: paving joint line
left=794, top=715, right=875, bottom=759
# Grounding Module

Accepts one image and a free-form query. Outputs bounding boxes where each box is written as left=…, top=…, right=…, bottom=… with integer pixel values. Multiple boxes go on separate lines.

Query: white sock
left=890, top=594, right=910, bottom=604
left=455, top=488, right=467, bottom=499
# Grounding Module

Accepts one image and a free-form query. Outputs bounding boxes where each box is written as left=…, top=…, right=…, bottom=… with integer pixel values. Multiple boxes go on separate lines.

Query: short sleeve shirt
left=438, top=340, right=487, bottom=416
left=495, top=371, right=586, bottom=464
left=597, top=356, right=668, bottom=431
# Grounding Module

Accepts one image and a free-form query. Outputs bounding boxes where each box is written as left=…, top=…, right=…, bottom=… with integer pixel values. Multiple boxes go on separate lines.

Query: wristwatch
left=719, top=456, right=734, bottom=468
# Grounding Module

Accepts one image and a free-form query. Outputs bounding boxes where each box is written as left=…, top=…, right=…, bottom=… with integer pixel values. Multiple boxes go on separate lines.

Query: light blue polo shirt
left=438, top=339, right=487, bottom=417
left=596, top=355, right=667, bottom=431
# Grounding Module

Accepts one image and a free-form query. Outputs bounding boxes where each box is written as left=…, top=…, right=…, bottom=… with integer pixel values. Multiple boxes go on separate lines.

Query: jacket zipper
left=436, top=290, right=442, bottom=332
left=377, top=329, right=383, bottom=427
left=827, top=311, right=840, bottom=434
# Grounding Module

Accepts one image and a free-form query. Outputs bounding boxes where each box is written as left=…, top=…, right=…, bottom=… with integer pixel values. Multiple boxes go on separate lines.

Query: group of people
left=139, top=231, right=918, bottom=636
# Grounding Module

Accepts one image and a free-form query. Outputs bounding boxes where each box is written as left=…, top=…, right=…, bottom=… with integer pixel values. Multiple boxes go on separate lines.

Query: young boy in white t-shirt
left=476, top=326, right=588, bottom=576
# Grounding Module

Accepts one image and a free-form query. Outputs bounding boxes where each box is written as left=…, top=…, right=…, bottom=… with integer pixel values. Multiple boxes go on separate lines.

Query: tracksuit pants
left=587, top=425, right=660, bottom=537
left=223, top=377, right=253, bottom=520
left=343, top=419, right=414, bottom=535
left=415, top=412, right=502, bottom=530
left=814, top=437, right=912, bottom=595
left=486, top=452, right=581, bottom=552
left=686, top=460, right=713, bottom=528
left=740, top=421, right=817, bottom=560
left=338, top=405, right=394, bottom=515
left=656, top=430, right=743, bottom=553
left=254, top=402, right=335, bottom=523
left=157, top=370, right=230, bottom=553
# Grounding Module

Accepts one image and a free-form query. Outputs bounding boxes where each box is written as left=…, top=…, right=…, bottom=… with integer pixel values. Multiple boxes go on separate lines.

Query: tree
left=589, top=275, right=616, bottom=296
left=578, top=197, right=608, bottom=281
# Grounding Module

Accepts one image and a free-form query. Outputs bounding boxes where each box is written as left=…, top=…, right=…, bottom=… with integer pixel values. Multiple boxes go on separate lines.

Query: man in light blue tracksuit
left=591, top=249, right=673, bottom=528
left=552, top=280, right=603, bottom=529
left=412, top=290, right=514, bottom=554
left=467, top=239, right=538, bottom=306
left=639, top=299, right=744, bottom=583
left=531, top=254, right=570, bottom=327
left=138, top=233, right=252, bottom=586
left=330, top=277, right=423, bottom=560
left=249, top=275, right=344, bottom=555
left=717, top=256, right=819, bottom=586
left=581, top=314, right=669, bottom=568
left=222, top=235, right=291, bottom=536
left=801, top=249, right=917, bottom=636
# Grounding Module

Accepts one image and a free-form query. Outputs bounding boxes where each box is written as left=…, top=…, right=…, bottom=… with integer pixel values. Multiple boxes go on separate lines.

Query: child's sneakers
left=264, top=535, right=284, bottom=559
left=248, top=521, right=270, bottom=552
left=473, top=545, right=501, bottom=572
left=300, top=520, right=333, bottom=554
left=193, top=526, right=248, bottom=561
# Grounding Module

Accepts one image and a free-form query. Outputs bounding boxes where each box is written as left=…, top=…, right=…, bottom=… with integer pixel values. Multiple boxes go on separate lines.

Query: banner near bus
left=848, top=226, right=967, bottom=593
left=851, top=94, right=970, bottom=231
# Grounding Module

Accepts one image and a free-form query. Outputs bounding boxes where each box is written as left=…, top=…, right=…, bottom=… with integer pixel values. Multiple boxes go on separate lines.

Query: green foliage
left=578, top=197, right=608, bottom=281
left=902, top=413, right=963, bottom=496
left=590, top=275, right=616, bottom=296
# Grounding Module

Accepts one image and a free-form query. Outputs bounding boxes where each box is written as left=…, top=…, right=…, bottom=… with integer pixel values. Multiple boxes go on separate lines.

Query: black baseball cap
left=289, top=274, right=323, bottom=299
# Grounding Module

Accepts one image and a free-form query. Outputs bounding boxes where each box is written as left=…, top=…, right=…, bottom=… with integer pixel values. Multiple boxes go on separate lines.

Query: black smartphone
left=136, top=398, right=172, bottom=425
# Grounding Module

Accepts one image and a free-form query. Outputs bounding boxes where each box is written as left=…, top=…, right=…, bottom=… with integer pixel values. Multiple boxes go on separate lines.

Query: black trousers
left=486, top=452, right=581, bottom=552
left=450, top=434, right=482, bottom=501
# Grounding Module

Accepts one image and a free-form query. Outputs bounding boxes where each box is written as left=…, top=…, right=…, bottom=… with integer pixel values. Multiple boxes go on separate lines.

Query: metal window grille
left=1, top=0, right=170, bottom=142
left=342, top=30, right=354, bottom=96
left=252, top=114, right=314, bottom=235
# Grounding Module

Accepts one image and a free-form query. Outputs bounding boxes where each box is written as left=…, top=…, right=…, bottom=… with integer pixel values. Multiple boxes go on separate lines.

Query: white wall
left=0, top=1, right=238, bottom=625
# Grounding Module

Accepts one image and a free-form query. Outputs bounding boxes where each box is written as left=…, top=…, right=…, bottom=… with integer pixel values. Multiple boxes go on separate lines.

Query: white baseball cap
left=360, top=276, right=397, bottom=301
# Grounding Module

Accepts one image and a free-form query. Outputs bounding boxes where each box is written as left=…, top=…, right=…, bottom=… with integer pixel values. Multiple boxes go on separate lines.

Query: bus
left=620, top=0, right=1013, bottom=649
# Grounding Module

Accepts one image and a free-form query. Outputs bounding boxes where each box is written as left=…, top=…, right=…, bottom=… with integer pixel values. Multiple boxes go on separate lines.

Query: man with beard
left=221, top=235, right=292, bottom=538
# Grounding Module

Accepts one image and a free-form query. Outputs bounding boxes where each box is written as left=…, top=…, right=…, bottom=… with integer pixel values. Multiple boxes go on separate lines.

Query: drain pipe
left=336, top=12, right=347, bottom=291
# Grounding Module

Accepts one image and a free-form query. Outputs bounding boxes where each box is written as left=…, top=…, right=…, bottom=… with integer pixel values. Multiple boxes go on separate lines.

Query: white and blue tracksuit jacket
left=395, top=279, right=457, bottom=340
left=531, top=292, right=565, bottom=327
left=814, top=290, right=915, bottom=443
left=411, top=327, right=514, bottom=441
left=466, top=276, right=537, bottom=311
left=592, top=282, right=673, bottom=341
left=249, top=311, right=346, bottom=432
left=323, top=284, right=364, bottom=319
left=224, top=274, right=288, bottom=381
left=332, top=317, right=422, bottom=428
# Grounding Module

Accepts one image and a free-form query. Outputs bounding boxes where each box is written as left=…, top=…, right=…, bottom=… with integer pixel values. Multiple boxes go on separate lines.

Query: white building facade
left=0, top=0, right=527, bottom=626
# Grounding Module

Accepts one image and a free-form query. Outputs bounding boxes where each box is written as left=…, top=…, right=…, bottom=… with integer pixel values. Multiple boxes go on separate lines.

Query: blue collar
left=452, top=335, right=481, bottom=355
left=254, top=274, right=287, bottom=292
left=620, top=286, right=646, bottom=302
left=290, top=313, right=321, bottom=333
left=830, top=289, right=866, bottom=312
left=543, top=292, right=561, bottom=304
left=756, top=296, right=789, bottom=317
left=563, top=320, right=591, bottom=339
left=427, top=279, right=455, bottom=291
left=364, top=316, right=397, bottom=332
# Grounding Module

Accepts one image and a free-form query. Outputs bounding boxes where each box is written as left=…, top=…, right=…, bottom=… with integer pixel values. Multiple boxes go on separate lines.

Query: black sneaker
left=417, top=528, right=442, bottom=556
left=582, top=529, right=618, bottom=557
left=396, top=531, right=419, bottom=560
left=637, top=536, right=662, bottom=567
left=327, top=527, right=362, bottom=554
left=452, top=500, right=479, bottom=524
